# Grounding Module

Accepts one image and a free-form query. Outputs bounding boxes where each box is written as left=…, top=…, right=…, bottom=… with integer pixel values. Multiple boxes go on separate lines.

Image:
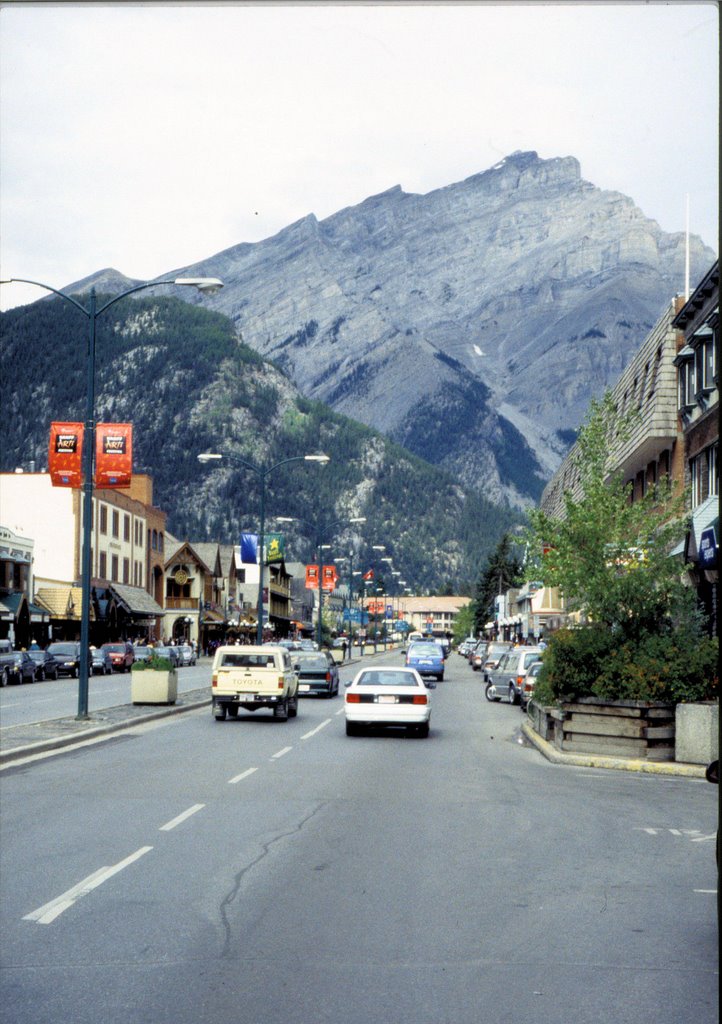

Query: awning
left=200, top=609, right=225, bottom=624
left=34, top=586, right=95, bottom=621
left=673, top=495, right=720, bottom=563
left=108, top=583, right=164, bottom=618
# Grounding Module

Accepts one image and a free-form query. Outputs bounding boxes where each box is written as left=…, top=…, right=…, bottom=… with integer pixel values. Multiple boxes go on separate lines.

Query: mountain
left=0, top=295, right=522, bottom=592
left=78, top=149, right=710, bottom=507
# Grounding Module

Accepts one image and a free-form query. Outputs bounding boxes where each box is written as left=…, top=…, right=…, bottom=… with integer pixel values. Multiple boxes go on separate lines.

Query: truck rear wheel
left=273, top=700, right=288, bottom=721
left=214, top=706, right=227, bottom=721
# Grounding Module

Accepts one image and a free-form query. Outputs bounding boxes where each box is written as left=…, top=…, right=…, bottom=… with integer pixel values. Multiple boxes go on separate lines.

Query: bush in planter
left=535, top=624, right=718, bottom=705
left=131, top=654, right=174, bottom=672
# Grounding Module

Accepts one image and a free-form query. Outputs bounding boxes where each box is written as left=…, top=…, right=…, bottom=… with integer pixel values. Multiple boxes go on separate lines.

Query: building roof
left=34, top=586, right=95, bottom=620
left=389, top=595, right=472, bottom=613
left=109, top=583, right=164, bottom=617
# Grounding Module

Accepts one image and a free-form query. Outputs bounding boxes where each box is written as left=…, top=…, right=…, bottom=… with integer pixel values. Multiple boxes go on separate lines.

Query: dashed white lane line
left=228, top=767, right=259, bottom=785
left=159, top=803, right=205, bottom=831
left=301, top=719, right=332, bottom=740
left=23, top=846, right=153, bottom=925
left=271, top=746, right=293, bottom=760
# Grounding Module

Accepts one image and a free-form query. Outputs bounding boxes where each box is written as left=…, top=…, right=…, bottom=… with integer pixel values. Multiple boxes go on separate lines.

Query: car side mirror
left=344, top=679, right=352, bottom=687
left=293, top=662, right=301, bottom=672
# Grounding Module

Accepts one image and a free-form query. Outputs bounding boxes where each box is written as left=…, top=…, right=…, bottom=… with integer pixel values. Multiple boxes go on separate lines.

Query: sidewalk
left=0, top=687, right=211, bottom=765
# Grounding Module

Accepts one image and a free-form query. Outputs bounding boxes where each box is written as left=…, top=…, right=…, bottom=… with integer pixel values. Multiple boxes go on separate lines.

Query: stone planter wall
left=131, top=668, right=178, bottom=705
left=675, top=702, right=719, bottom=764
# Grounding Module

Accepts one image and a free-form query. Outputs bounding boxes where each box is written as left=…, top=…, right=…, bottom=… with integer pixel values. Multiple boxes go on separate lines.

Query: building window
left=112, top=510, right=120, bottom=538
left=152, top=529, right=158, bottom=551
left=100, top=505, right=108, bottom=535
left=707, top=445, right=718, bottom=497
left=690, top=455, right=704, bottom=508
left=159, top=532, right=164, bottom=553
left=124, top=514, right=130, bottom=542
left=237, top=569, right=246, bottom=584
left=123, top=558, right=130, bottom=584
left=677, top=357, right=695, bottom=410
left=111, top=555, right=119, bottom=582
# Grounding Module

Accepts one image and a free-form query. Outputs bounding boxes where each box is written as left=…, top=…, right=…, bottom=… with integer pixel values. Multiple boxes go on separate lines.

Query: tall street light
left=1, top=274, right=223, bottom=719
left=275, top=515, right=366, bottom=648
left=198, top=452, right=330, bottom=645
left=199, top=454, right=332, bottom=646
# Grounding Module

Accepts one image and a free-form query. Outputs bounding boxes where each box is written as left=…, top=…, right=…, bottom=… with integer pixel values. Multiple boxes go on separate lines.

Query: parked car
left=152, top=645, right=182, bottom=668
left=132, top=645, right=153, bottom=664
left=90, top=646, right=114, bottom=675
left=177, top=644, right=197, bottom=666
left=405, top=640, right=445, bottom=681
left=485, top=646, right=543, bottom=705
left=26, top=648, right=60, bottom=681
left=470, top=640, right=489, bottom=671
left=298, top=639, right=318, bottom=651
left=481, top=642, right=513, bottom=678
left=344, top=665, right=434, bottom=737
left=4, top=650, right=38, bottom=684
left=520, top=659, right=544, bottom=710
left=46, top=641, right=81, bottom=678
left=295, top=650, right=340, bottom=698
left=100, top=641, right=135, bottom=672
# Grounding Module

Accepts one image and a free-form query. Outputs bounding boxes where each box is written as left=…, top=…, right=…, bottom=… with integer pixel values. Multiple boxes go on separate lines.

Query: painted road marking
left=301, top=719, right=332, bottom=740
left=159, top=803, right=205, bottom=831
left=271, top=746, right=293, bottom=760
left=23, top=846, right=153, bottom=924
left=228, top=767, right=259, bottom=785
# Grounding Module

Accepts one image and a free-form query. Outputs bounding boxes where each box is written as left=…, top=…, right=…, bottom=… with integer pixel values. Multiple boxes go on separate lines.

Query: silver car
left=485, top=646, right=543, bottom=705
left=177, top=644, right=196, bottom=666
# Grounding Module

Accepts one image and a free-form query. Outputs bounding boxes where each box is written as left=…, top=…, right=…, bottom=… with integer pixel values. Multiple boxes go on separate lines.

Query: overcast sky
left=0, top=1, right=718, bottom=310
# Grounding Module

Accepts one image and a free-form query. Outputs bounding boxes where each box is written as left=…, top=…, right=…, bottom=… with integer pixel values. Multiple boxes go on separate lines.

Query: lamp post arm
left=94, top=278, right=182, bottom=316
left=1, top=278, right=90, bottom=316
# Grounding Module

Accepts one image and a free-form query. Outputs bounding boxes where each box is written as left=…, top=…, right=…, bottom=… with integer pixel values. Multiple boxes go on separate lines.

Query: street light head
left=274, top=517, right=296, bottom=523
left=304, top=453, right=330, bottom=463
left=197, top=452, right=223, bottom=464
left=372, top=545, right=385, bottom=551
left=174, top=277, right=224, bottom=294
left=349, top=517, right=367, bottom=524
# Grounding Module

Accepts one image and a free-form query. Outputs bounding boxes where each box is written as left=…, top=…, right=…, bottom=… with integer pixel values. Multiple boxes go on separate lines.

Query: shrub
left=131, top=654, right=174, bottom=672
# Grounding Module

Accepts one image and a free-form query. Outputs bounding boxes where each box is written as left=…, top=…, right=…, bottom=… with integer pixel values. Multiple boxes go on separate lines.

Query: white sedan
left=344, top=666, right=434, bottom=738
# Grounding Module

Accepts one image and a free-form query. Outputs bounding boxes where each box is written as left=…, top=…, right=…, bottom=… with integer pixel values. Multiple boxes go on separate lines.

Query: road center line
left=159, top=803, right=205, bottom=831
left=271, top=746, right=293, bottom=760
left=301, top=718, right=332, bottom=740
left=23, top=846, right=153, bottom=925
left=228, top=766, right=259, bottom=785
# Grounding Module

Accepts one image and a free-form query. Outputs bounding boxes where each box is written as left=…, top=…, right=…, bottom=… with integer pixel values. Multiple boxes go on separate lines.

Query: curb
left=520, top=721, right=707, bottom=778
left=0, top=697, right=211, bottom=766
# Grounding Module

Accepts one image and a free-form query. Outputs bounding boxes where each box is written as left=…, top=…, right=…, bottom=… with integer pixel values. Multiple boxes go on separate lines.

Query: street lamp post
left=198, top=452, right=330, bottom=645
left=1, top=274, right=223, bottom=719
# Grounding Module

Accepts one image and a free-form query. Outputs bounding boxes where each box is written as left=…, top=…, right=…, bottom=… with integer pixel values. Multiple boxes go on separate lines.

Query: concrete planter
left=131, top=668, right=178, bottom=705
left=675, top=702, right=719, bottom=764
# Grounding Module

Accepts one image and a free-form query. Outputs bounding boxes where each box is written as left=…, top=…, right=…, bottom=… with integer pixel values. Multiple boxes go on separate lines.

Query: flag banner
left=95, top=423, right=132, bottom=488
left=48, top=422, right=84, bottom=487
left=363, top=569, right=374, bottom=581
left=305, top=564, right=319, bottom=589
left=264, top=533, right=285, bottom=564
left=322, top=565, right=338, bottom=591
left=241, top=533, right=259, bottom=564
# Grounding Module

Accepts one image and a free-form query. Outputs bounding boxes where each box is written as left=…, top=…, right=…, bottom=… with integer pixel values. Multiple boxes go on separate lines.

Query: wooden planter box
left=552, top=697, right=676, bottom=761
left=131, top=668, right=178, bottom=706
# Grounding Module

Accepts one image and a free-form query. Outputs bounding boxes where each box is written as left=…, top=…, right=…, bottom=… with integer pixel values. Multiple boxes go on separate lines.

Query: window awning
left=671, top=495, right=719, bottom=563
left=109, top=583, right=164, bottom=617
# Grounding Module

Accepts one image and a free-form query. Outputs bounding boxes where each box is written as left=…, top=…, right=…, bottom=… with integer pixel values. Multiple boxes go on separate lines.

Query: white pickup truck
left=211, top=645, right=299, bottom=721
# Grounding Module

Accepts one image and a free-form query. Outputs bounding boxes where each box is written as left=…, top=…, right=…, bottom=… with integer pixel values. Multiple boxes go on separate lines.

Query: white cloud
left=1, top=2, right=717, bottom=310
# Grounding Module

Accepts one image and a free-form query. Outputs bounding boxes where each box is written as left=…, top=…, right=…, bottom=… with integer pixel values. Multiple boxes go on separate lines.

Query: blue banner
left=240, top=533, right=259, bottom=564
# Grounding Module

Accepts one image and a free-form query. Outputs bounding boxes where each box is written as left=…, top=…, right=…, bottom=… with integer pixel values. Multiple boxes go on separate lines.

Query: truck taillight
left=212, top=674, right=217, bottom=688
left=325, top=672, right=331, bottom=682
left=278, top=677, right=285, bottom=689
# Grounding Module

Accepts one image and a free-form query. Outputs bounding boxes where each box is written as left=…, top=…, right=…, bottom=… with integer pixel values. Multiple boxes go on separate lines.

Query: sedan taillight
left=346, top=693, right=361, bottom=703
left=412, top=695, right=428, bottom=705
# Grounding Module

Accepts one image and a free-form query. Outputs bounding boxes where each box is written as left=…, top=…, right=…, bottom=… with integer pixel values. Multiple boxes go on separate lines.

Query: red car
left=100, top=641, right=135, bottom=672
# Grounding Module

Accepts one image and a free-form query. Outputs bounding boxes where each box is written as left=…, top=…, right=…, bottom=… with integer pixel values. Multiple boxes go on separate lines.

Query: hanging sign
left=322, top=565, right=338, bottom=591
left=305, top=564, right=319, bottom=589
left=95, top=423, right=132, bottom=488
left=48, top=422, right=84, bottom=487
left=264, top=533, right=285, bottom=564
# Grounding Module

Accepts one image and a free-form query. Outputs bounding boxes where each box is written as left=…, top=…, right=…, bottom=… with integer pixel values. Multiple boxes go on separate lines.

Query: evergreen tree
left=472, top=534, right=523, bottom=633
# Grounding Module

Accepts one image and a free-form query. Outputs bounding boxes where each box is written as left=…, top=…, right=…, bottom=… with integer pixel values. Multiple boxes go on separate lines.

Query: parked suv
left=46, top=641, right=81, bottom=678
left=100, top=641, right=135, bottom=672
left=485, top=646, right=543, bottom=705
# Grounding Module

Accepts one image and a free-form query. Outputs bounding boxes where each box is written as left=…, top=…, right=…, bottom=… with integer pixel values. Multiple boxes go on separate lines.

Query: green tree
left=526, top=392, right=717, bottom=703
left=472, top=533, right=524, bottom=633
left=452, top=603, right=475, bottom=644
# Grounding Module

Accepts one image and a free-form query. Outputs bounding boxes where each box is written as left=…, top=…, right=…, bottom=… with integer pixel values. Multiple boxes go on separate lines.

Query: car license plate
left=235, top=692, right=255, bottom=700
left=419, top=660, right=432, bottom=666
left=299, top=684, right=310, bottom=692
left=377, top=694, right=396, bottom=704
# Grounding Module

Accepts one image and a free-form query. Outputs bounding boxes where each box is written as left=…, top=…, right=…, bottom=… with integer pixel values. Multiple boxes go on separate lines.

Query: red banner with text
left=95, top=423, right=133, bottom=488
left=48, top=422, right=84, bottom=487
left=305, top=564, right=319, bottom=589
left=322, top=565, right=338, bottom=591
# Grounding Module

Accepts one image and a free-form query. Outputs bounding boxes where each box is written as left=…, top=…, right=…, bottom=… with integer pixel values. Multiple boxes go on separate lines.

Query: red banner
left=322, top=565, right=338, bottom=591
left=95, top=423, right=133, bottom=488
left=305, top=564, right=319, bottom=589
left=48, top=422, right=84, bottom=487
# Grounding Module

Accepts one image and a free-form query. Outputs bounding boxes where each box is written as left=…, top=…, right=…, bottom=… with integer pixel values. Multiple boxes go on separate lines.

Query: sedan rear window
left=297, top=655, right=328, bottom=670
left=357, top=671, right=419, bottom=687
left=410, top=644, right=442, bottom=655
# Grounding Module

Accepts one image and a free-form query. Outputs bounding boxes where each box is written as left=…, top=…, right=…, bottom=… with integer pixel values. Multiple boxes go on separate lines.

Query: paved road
left=1, top=653, right=718, bottom=1024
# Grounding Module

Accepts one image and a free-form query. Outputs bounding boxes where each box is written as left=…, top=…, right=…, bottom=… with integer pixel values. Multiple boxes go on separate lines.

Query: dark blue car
left=405, top=641, right=445, bottom=682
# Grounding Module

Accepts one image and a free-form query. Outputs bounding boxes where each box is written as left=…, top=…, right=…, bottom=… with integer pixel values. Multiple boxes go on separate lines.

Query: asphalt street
left=0, top=652, right=718, bottom=1024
